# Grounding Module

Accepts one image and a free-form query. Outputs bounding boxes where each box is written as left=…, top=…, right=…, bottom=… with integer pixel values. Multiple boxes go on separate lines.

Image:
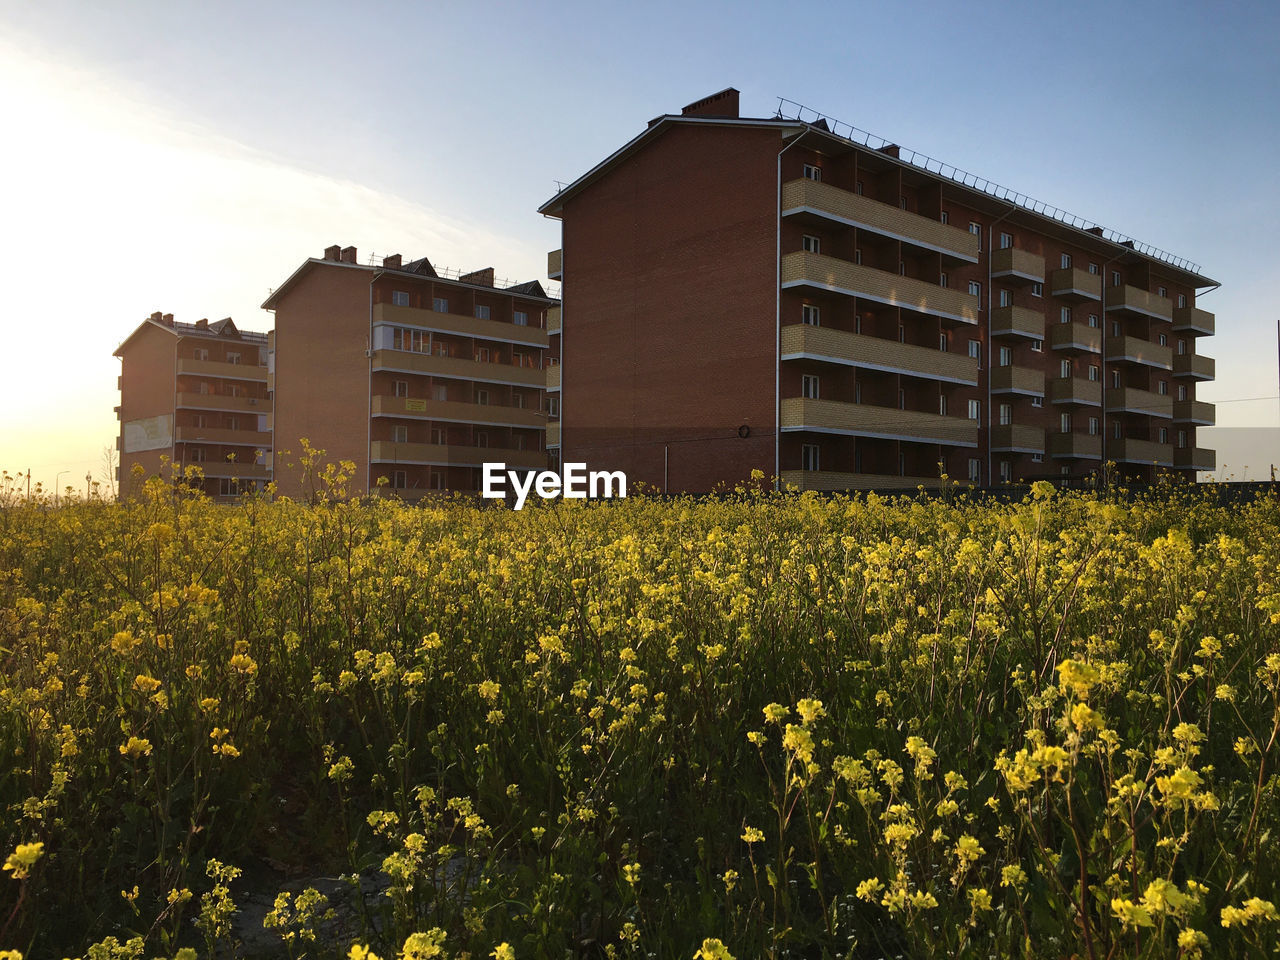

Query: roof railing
left=365, top=253, right=561, bottom=300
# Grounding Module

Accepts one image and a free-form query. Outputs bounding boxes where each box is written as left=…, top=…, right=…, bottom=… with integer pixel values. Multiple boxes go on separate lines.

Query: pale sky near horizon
left=2, top=0, right=1278, bottom=491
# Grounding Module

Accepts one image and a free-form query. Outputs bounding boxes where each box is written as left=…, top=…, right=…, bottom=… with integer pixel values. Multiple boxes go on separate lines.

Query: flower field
left=1, top=471, right=1278, bottom=959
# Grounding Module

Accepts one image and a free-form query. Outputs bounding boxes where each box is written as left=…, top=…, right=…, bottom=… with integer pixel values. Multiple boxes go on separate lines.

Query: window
left=226, top=416, right=239, bottom=431
left=1031, top=339, right=1043, bottom=352
left=1088, top=365, right=1099, bottom=382
left=968, top=280, right=981, bottom=297
left=1060, top=413, right=1072, bottom=434
left=189, top=448, right=206, bottom=463
left=854, top=249, right=862, bottom=265
left=898, top=325, right=906, bottom=343
left=395, top=380, right=408, bottom=398
left=1177, top=384, right=1187, bottom=401
left=855, top=315, right=862, bottom=334
left=1031, top=396, right=1043, bottom=408
left=198, top=381, right=209, bottom=395
left=854, top=383, right=862, bottom=404
left=1158, top=286, right=1167, bottom=298
left=999, top=460, right=1012, bottom=483
left=1111, top=320, right=1121, bottom=337
left=899, top=197, right=908, bottom=210
left=1031, top=282, right=1043, bottom=298
left=194, top=348, right=209, bottom=361
left=476, top=389, right=489, bottom=405
left=999, top=346, right=1013, bottom=366
left=1177, top=339, right=1187, bottom=355
left=193, top=414, right=207, bottom=428
left=999, top=232, right=1013, bottom=249
left=228, top=384, right=242, bottom=398
left=939, top=394, right=948, bottom=416
left=1159, top=427, right=1169, bottom=444
left=802, top=444, right=820, bottom=472
left=392, top=291, right=410, bottom=307
left=392, top=425, right=408, bottom=443
left=939, top=332, right=949, bottom=352
left=393, top=470, right=407, bottom=489
left=802, top=304, right=820, bottom=326
left=999, top=402, right=1012, bottom=426
left=1088, top=263, right=1099, bottom=275
left=968, top=458, right=981, bottom=482
left=968, top=340, right=982, bottom=363
left=1060, top=306, right=1072, bottom=324
left=1158, top=381, right=1168, bottom=396
left=433, top=297, right=449, bottom=313
left=1060, top=359, right=1072, bottom=378
left=1177, top=294, right=1187, bottom=308
left=476, top=431, right=488, bottom=449
left=1061, top=254, right=1072, bottom=269
left=999, top=289, right=1012, bottom=307
left=1088, top=314, right=1099, bottom=328
left=1088, top=417, right=1099, bottom=436
left=513, top=351, right=527, bottom=368
left=547, top=397, right=560, bottom=418
left=898, top=388, right=906, bottom=410
left=939, top=272, right=949, bottom=288
left=474, top=305, right=491, bottom=321
left=513, top=393, right=524, bottom=409
left=513, top=435, right=525, bottom=451
left=1177, top=430, right=1187, bottom=448
left=1112, top=370, right=1121, bottom=388
left=476, top=347, right=490, bottom=362
left=1158, top=333, right=1167, bottom=347
left=226, top=352, right=241, bottom=365
left=802, top=235, right=821, bottom=253
left=513, top=310, right=528, bottom=326
left=433, top=384, right=447, bottom=401
left=430, top=470, right=445, bottom=490
left=968, top=399, right=981, bottom=421
left=803, top=163, right=821, bottom=181
left=431, top=427, right=445, bottom=445
left=855, top=181, right=864, bottom=195
left=1113, top=422, right=1122, bottom=439
left=898, top=261, right=906, bottom=276
left=1111, top=270, right=1122, bottom=287
left=1031, top=453, right=1043, bottom=463
left=802, top=375, right=820, bottom=400
left=940, top=211, right=949, bottom=225
left=970, top=223, right=982, bottom=251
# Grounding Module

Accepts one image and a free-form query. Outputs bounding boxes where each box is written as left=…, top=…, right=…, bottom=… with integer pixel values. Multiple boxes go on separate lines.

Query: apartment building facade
left=114, top=312, right=273, bottom=500
left=262, top=245, right=557, bottom=499
left=539, top=88, right=1217, bottom=493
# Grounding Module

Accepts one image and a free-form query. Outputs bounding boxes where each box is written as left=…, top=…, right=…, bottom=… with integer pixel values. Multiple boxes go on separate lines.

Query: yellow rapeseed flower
left=3, top=842, right=44, bottom=880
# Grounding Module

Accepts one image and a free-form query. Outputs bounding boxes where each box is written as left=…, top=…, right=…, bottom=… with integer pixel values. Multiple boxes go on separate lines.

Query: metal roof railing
left=367, top=253, right=561, bottom=300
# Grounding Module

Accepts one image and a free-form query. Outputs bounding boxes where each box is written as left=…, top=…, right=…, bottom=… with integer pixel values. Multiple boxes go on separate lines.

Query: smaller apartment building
left=263, top=246, right=558, bottom=499
left=114, top=313, right=273, bottom=500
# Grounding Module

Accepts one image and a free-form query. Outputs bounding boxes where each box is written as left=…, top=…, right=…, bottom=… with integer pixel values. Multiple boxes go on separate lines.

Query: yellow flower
left=1057, top=659, right=1100, bottom=697
left=1070, top=702, right=1103, bottom=731
left=762, top=703, right=788, bottom=725
left=622, top=862, right=641, bottom=885
left=349, top=947, right=383, bottom=960
left=855, top=877, right=884, bottom=902
left=3, top=842, right=44, bottom=880
left=229, top=653, right=258, bottom=675
left=1220, top=897, right=1279, bottom=927
left=490, top=944, right=515, bottom=960
left=477, top=680, right=501, bottom=701
left=119, top=736, right=152, bottom=759
left=1111, top=897, right=1155, bottom=929
left=795, top=698, right=825, bottom=725
left=954, top=834, right=984, bottom=864
left=1000, top=864, right=1028, bottom=890
left=110, top=631, right=139, bottom=654
left=693, top=939, right=734, bottom=960
left=741, top=827, right=764, bottom=844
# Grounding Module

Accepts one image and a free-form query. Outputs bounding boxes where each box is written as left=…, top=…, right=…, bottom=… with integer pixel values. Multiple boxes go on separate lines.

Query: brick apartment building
left=538, top=88, right=1218, bottom=492
left=114, top=312, right=273, bottom=500
left=261, top=246, right=558, bottom=499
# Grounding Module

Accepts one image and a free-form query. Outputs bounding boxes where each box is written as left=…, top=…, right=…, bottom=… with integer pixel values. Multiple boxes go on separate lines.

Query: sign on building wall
left=123, top=414, right=173, bottom=453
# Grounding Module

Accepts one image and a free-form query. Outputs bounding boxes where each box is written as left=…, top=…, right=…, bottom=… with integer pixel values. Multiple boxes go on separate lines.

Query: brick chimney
left=383, top=254, right=402, bottom=269
left=162, top=313, right=174, bottom=324
left=324, top=244, right=341, bottom=261
left=150, top=311, right=163, bottom=321
left=681, top=87, right=740, bottom=118
left=195, top=318, right=209, bottom=329
left=459, top=267, right=495, bottom=287
left=340, top=246, right=357, bottom=264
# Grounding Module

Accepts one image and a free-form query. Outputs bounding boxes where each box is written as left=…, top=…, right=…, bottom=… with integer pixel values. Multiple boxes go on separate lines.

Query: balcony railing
left=780, top=470, right=944, bottom=492
left=781, top=252, right=980, bottom=324
left=780, top=324, right=979, bottom=384
left=176, top=358, right=268, bottom=382
left=1172, top=400, right=1215, bottom=424
left=1172, top=354, right=1215, bottom=380
left=369, top=441, right=545, bottom=470
left=780, top=397, right=978, bottom=447
left=1110, top=438, right=1174, bottom=466
left=1049, top=433, right=1102, bottom=460
left=371, top=350, right=546, bottom=388
left=1106, top=387, right=1174, bottom=419
left=1050, top=322, right=1102, bottom=353
left=373, top=303, right=548, bottom=348
left=990, top=305, right=1045, bottom=339
left=372, top=395, right=546, bottom=429
left=1172, top=307, right=1214, bottom=336
left=175, top=392, right=269, bottom=413
left=1174, top=447, right=1216, bottom=470
left=991, top=423, right=1046, bottom=453
left=781, top=179, right=979, bottom=261
left=1106, top=336, right=1172, bottom=369
left=548, top=249, right=563, bottom=280
left=1050, top=268, right=1102, bottom=301
left=547, top=305, right=561, bottom=334
left=1106, top=285, right=1173, bottom=321
left=990, top=247, right=1045, bottom=284
left=175, top=427, right=272, bottom=447
left=990, top=365, right=1046, bottom=396
left=1048, top=377, right=1102, bottom=406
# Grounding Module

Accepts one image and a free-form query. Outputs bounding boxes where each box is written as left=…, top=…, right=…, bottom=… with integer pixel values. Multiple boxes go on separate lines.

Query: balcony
left=373, top=303, right=548, bottom=349
left=1174, top=447, right=1216, bottom=470
left=1172, top=400, right=1215, bottom=425
left=781, top=179, right=979, bottom=262
left=546, top=365, right=561, bottom=391
left=780, top=324, right=979, bottom=384
left=369, top=441, right=545, bottom=471
left=1048, top=377, right=1102, bottom=406
left=780, top=470, right=943, bottom=492
left=548, top=249, right=562, bottom=280
left=1049, top=433, right=1102, bottom=460
left=176, top=358, right=268, bottom=382
left=176, top=392, right=269, bottom=413
left=175, top=427, right=272, bottom=447
left=780, top=397, right=978, bottom=447
left=546, top=422, right=560, bottom=447
left=371, top=350, right=546, bottom=388
left=1106, top=387, right=1174, bottom=419
left=990, top=305, right=1045, bottom=340
left=990, top=365, right=1046, bottom=396
left=547, top=305, right=561, bottom=334
left=781, top=252, right=980, bottom=324
left=194, top=462, right=271, bottom=480
left=1172, top=354, right=1215, bottom=380
left=1050, top=322, right=1102, bottom=353
left=990, top=247, right=1045, bottom=284
left=1106, top=336, right=1172, bottom=369
left=1106, top=285, right=1172, bottom=321
left=1050, top=268, right=1102, bottom=301
left=991, top=423, right=1046, bottom=453
left=1172, top=307, right=1214, bottom=336
left=1111, top=438, right=1174, bottom=466
left=372, top=395, right=546, bottom=429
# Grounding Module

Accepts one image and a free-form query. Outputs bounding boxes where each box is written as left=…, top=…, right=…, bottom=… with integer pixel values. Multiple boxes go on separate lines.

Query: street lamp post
left=54, top=470, right=67, bottom=506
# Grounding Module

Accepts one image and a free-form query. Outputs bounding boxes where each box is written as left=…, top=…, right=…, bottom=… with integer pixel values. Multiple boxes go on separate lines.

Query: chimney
left=324, top=244, right=342, bottom=261
left=195, top=318, right=209, bottom=329
left=162, top=313, right=174, bottom=324
left=1087, top=227, right=1105, bottom=237
left=383, top=253, right=402, bottom=269
left=680, top=87, right=740, bottom=119
left=150, top=311, right=163, bottom=321
left=459, top=267, right=495, bottom=287
left=878, top=143, right=900, bottom=158
left=340, top=246, right=357, bottom=264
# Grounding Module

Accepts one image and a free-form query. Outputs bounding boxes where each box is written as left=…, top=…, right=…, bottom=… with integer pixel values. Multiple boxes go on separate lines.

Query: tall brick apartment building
left=262, top=246, right=558, bottom=498
left=539, top=88, right=1217, bottom=492
left=114, top=313, right=273, bottom=500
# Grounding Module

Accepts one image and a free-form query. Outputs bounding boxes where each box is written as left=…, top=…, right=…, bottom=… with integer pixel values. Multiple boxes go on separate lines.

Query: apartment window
left=228, top=384, right=242, bottom=398
left=474, top=304, right=491, bottom=321
left=802, top=444, right=820, bottom=472
left=1060, top=465, right=1071, bottom=476
left=854, top=383, right=862, bottom=404
left=476, top=347, right=490, bottom=362
left=1111, top=270, right=1122, bottom=287
left=1177, top=339, right=1187, bottom=355
left=855, top=181, right=864, bottom=195
left=969, top=221, right=981, bottom=237
left=513, top=310, right=528, bottom=326
left=802, top=375, right=820, bottom=400
left=939, top=394, right=948, bottom=416
left=547, top=397, right=560, bottom=418
left=1031, top=454, right=1043, bottom=463
left=940, top=272, right=949, bottom=288
left=1111, top=320, right=1121, bottom=337
left=1061, top=254, right=1072, bottom=269
left=1177, top=430, right=1187, bottom=448
left=899, top=197, right=908, bottom=210
left=513, top=393, right=524, bottom=409
left=968, top=340, right=982, bottom=363
left=392, top=425, right=408, bottom=443
left=898, top=325, right=906, bottom=343
left=968, top=280, right=981, bottom=297
left=476, top=389, right=490, bottom=405
left=476, top=431, right=488, bottom=449
left=192, top=414, right=207, bottom=429
left=197, top=381, right=209, bottom=395
left=1031, top=396, right=1043, bottom=408
left=968, top=399, right=981, bottom=421
left=1158, top=381, right=1168, bottom=396
left=431, top=427, right=445, bottom=445
left=432, top=297, right=449, bottom=313
left=1088, top=365, right=1100, bottom=381
left=854, top=249, right=862, bottom=265
left=1060, top=359, right=1072, bottom=378
left=968, top=458, right=981, bottom=483
left=392, top=291, right=410, bottom=307
left=999, top=460, right=1012, bottom=483
left=513, top=351, right=527, bottom=368
left=802, top=304, right=820, bottom=326
left=999, top=232, right=1013, bottom=249
left=1088, top=263, right=1099, bottom=275
left=939, top=332, right=949, bottom=352
left=513, top=435, right=525, bottom=451
left=393, top=470, right=407, bottom=489
left=430, top=470, right=445, bottom=490
left=1177, top=384, right=1187, bottom=401
left=1158, top=286, right=1168, bottom=298
left=189, top=448, right=205, bottom=462
left=1158, top=333, right=1168, bottom=347
left=194, top=348, right=209, bottom=361
left=1060, top=306, right=1072, bottom=324
left=1088, top=314, right=1099, bottom=328
left=433, top=342, right=448, bottom=357
left=1031, top=282, right=1043, bottom=297
left=1178, top=294, right=1187, bottom=308
left=1089, top=417, right=1100, bottom=436
left=802, top=235, right=821, bottom=254
left=855, top=315, right=862, bottom=334
left=1159, top=426, right=1169, bottom=444
left=999, top=346, right=1013, bottom=366
left=802, top=163, right=821, bottom=181
left=898, top=452, right=906, bottom=475
left=226, top=416, right=239, bottom=430
left=433, top=384, right=447, bottom=401
left=226, top=352, right=241, bottom=365
left=1031, top=339, right=1043, bottom=352
left=999, top=289, right=1012, bottom=308
left=1113, top=422, right=1122, bottom=439
left=898, top=388, right=906, bottom=410
left=999, top=402, right=1012, bottom=426
left=1060, top=412, right=1072, bottom=434
left=940, top=211, right=949, bottom=225
left=395, top=379, right=408, bottom=398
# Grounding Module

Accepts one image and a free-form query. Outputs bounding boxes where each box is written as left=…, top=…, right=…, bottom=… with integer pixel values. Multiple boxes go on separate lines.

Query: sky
left=2, top=0, right=1278, bottom=492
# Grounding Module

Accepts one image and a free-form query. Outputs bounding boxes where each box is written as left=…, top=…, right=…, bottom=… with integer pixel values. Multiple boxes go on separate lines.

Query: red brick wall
left=117, top=323, right=176, bottom=492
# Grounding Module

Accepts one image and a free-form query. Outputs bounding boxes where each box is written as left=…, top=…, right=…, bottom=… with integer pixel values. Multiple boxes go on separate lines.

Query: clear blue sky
left=2, top=0, right=1278, bottom=489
